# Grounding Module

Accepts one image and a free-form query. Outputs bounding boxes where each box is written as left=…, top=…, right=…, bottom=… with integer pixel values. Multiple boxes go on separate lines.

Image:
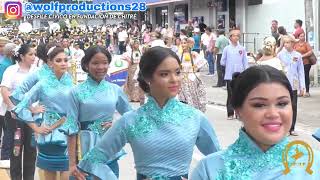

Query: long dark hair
left=230, top=65, right=293, bottom=109
left=137, top=47, right=180, bottom=93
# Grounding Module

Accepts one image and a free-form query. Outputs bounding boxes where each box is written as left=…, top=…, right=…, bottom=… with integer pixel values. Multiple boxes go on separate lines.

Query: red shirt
left=293, top=27, right=304, bottom=39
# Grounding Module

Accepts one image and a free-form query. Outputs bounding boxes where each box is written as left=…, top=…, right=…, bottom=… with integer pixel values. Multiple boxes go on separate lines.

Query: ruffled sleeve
left=115, top=85, right=132, bottom=115
left=196, top=113, right=221, bottom=155
left=60, top=88, right=80, bottom=136
left=12, top=83, right=41, bottom=123
left=78, top=114, right=129, bottom=179
left=10, top=72, right=39, bottom=105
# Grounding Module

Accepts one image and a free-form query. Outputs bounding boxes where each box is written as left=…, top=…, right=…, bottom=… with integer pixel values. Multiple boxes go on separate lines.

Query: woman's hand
left=101, top=121, right=113, bottom=130
left=30, top=105, right=46, bottom=114
left=35, top=126, right=51, bottom=135
left=70, top=164, right=88, bottom=180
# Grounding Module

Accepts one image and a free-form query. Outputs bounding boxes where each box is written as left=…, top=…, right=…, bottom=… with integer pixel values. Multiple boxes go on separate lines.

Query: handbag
left=309, top=52, right=317, bottom=65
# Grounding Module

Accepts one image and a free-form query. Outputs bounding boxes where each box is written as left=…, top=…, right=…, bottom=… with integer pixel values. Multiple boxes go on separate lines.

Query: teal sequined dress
left=191, top=129, right=320, bottom=180
left=12, top=72, right=77, bottom=171
left=78, top=96, right=220, bottom=180
left=66, top=76, right=132, bottom=178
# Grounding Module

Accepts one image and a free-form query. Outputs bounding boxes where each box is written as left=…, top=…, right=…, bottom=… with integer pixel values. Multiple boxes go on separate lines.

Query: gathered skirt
left=37, top=144, right=69, bottom=171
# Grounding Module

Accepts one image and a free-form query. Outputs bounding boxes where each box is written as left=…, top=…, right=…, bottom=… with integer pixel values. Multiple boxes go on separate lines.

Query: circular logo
left=282, top=140, right=314, bottom=175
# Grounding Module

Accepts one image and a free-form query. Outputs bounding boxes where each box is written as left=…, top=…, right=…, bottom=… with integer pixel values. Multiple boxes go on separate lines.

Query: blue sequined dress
left=12, top=73, right=77, bottom=171
left=191, top=129, right=320, bottom=180
left=10, top=64, right=53, bottom=105
left=77, top=96, right=220, bottom=180
left=66, top=76, right=132, bottom=178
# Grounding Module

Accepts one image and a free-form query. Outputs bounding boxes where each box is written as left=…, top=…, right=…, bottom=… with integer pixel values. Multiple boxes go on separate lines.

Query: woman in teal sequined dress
left=12, top=47, right=77, bottom=180
left=66, top=46, right=132, bottom=179
left=191, top=65, right=320, bottom=180
left=74, top=47, right=220, bottom=180
left=10, top=43, right=58, bottom=105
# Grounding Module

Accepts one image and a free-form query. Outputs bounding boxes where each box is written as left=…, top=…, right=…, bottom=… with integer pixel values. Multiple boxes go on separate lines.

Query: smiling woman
left=191, top=65, right=320, bottom=180
left=73, top=47, right=220, bottom=180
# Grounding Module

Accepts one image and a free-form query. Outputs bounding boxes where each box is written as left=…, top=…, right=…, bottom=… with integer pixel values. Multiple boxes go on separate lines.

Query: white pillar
left=188, top=0, right=192, bottom=20
left=313, top=0, right=319, bottom=86
left=235, top=0, right=248, bottom=32
left=168, top=3, right=175, bottom=28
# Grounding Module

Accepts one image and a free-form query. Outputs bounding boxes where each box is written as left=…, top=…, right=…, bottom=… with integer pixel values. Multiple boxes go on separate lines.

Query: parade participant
left=293, top=32, right=313, bottom=97
left=12, top=47, right=76, bottom=180
left=74, top=46, right=220, bottom=180
left=9, top=42, right=58, bottom=105
left=178, top=37, right=207, bottom=112
left=221, top=29, right=249, bottom=120
left=256, top=36, right=284, bottom=71
left=191, top=65, right=320, bottom=180
left=67, top=46, right=132, bottom=179
left=123, top=39, right=144, bottom=103
left=0, top=44, right=37, bottom=180
left=277, top=35, right=305, bottom=136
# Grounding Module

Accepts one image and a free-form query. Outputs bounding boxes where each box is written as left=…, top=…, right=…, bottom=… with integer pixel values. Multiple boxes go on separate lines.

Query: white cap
left=194, top=28, right=200, bottom=33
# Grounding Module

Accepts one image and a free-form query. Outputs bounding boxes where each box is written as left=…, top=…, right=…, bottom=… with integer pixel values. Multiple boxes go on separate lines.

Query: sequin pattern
left=42, top=73, right=73, bottom=93
left=82, top=147, right=108, bottom=165
left=60, top=116, right=79, bottom=135
left=87, top=118, right=111, bottom=136
left=75, top=76, right=108, bottom=101
left=126, top=97, right=197, bottom=139
left=216, top=130, right=291, bottom=180
left=43, top=111, right=62, bottom=126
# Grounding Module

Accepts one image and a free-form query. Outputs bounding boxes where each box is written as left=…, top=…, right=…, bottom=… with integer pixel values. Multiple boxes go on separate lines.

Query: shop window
left=174, top=4, right=188, bottom=24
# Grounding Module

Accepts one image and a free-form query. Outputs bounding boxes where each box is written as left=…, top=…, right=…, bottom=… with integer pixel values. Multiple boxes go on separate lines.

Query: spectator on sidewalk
left=293, top=32, right=313, bottom=98
left=185, top=20, right=194, bottom=37
left=0, top=38, right=13, bottom=154
left=271, top=20, right=280, bottom=42
left=214, top=29, right=229, bottom=87
left=192, top=28, right=201, bottom=53
left=278, top=35, right=305, bottom=136
left=221, top=29, right=248, bottom=120
left=293, top=19, right=304, bottom=39
left=256, top=36, right=284, bottom=71
left=201, top=27, right=216, bottom=75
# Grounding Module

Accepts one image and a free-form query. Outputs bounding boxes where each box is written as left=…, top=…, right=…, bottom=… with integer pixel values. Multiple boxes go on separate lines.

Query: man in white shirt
left=201, top=27, right=217, bottom=75
left=118, top=27, right=128, bottom=54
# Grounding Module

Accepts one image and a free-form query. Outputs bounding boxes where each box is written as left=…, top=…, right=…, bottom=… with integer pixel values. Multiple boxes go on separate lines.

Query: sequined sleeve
left=115, top=85, right=132, bottom=115
left=78, top=113, right=129, bottom=179
left=191, top=152, right=224, bottom=180
left=10, top=72, right=39, bottom=105
left=12, top=83, right=41, bottom=123
left=60, top=88, right=80, bottom=136
left=196, top=113, right=221, bottom=155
